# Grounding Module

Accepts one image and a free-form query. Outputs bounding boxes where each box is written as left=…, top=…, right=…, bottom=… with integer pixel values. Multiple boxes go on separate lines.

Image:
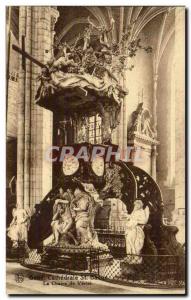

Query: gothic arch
left=54, top=7, right=171, bottom=46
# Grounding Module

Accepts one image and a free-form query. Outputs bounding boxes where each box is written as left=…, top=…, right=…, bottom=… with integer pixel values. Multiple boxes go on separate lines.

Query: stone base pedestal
left=42, top=249, right=89, bottom=271
left=41, top=246, right=111, bottom=273
left=128, top=133, right=158, bottom=178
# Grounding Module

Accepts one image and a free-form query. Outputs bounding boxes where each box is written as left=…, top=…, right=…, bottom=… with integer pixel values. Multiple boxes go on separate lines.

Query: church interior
left=6, top=6, right=185, bottom=292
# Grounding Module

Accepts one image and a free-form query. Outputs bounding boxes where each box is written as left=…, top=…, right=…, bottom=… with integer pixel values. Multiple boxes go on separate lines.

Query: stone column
left=153, top=73, right=158, bottom=133
left=29, top=7, right=59, bottom=208
left=173, top=7, right=185, bottom=244
left=24, top=7, right=32, bottom=209
left=16, top=6, right=59, bottom=210
left=174, top=7, right=185, bottom=210
left=17, top=6, right=26, bottom=209
left=151, top=144, right=157, bottom=180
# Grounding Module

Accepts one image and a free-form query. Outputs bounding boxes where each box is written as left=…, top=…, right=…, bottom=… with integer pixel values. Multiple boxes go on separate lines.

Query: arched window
left=88, top=115, right=102, bottom=144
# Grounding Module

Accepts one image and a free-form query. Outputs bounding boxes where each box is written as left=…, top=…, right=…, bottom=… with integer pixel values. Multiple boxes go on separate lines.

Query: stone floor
left=6, top=262, right=185, bottom=295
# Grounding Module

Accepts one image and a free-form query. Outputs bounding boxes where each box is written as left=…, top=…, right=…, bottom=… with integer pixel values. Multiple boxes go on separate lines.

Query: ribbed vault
left=55, top=7, right=174, bottom=51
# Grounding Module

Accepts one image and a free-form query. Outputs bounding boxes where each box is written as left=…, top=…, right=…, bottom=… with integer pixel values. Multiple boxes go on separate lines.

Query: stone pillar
left=24, top=7, right=32, bottom=209
left=127, top=135, right=158, bottom=176
left=17, top=6, right=26, bottom=209
left=151, top=145, right=157, bottom=180
left=30, top=7, right=59, bottom=208
left=111, top=127, right=118, bottom=144
left=174, top=7, right=185, bottom=211
left=153, top=73, right=158, bottom=133
left=173, top=7, right=185, bottom=244
left=16, top=6, right=59, bottom=210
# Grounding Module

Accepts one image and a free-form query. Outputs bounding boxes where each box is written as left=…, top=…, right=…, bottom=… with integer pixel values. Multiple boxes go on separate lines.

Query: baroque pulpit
left=20, top=17, right=183, bottom=276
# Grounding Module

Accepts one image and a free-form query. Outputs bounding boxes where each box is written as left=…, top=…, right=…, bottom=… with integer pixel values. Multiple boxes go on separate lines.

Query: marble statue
left=128, top=103, right=156, bottom=139
left=7, top=205, right=30, bottom=248
left=141, top=109, right=156, bottom=139
left=70, top=186, right=95, bottom=245
left=51, top=199, right=74, bottom=246
left=42, top=181, right=108, bottom=250
left=67, top=181, right=107, bottom=249
left=125, top=199, right=149, bottom=263
left=128, top=102, right=144, bottom=135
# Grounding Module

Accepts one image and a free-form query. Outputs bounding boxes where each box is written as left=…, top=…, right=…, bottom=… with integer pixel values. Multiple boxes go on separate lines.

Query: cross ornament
left=12, top=35, right=46, bottom=70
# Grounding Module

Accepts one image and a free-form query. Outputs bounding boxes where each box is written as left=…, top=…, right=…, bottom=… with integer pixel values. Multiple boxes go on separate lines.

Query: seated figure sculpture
left=70, top=183, right=108, bottom=250
left=70, top=185, right=95, bottom=246
left=51, top=199, right=75, bottom=246
left=125, top=199, right=150, bottom=263
left=44, top=181, right=108, bottom=251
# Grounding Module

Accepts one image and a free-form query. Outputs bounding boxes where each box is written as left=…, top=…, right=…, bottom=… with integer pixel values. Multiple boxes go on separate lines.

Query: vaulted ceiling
left=8, top=6, right=175, bottom=71
left=55, top=6, right=175, bottom=70
left=55, top=7, right=174, bottom=44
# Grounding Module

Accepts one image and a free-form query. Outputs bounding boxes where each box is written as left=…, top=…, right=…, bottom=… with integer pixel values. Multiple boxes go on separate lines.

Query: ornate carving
left=28, top=149, right=181, bottom=257
left=40, top=180, right=109, bottom=252
left=97, top=102, right=121, bottom=144
left=101, top=164, right=124, bottom=199
left=76, top=117, right=89, bottom=143
left=36, top=17, right=152, bottom=107
left=99, top=162, right=137, bottom=214
left=35, top=17, right=152, bottom=146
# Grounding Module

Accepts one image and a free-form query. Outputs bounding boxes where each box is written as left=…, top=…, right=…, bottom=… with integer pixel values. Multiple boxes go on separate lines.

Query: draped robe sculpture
left=125, top=200, right=149, bottom=263
left=44, top=181, right=107, bottom=250
left=51, top=199, right=74, bottom=246
left=7, top=206, right=30, bottom=248
left=71, top=187, right=95, bottom=245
